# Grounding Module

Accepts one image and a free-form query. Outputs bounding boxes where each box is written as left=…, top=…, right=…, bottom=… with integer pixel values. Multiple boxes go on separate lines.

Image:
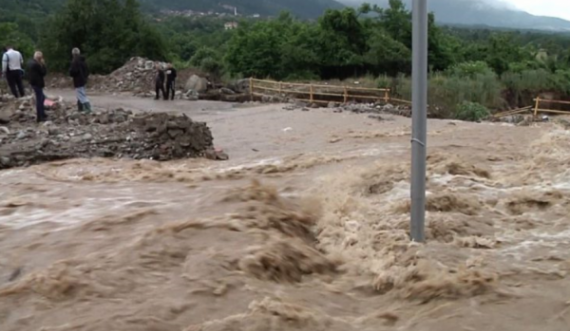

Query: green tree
left=377, top=0, right=411, bottom=47
left=225, top=20, right=284, bottom=78
left=0, top=23, right=34, bottom=59
left=483, top=33, right=533, bottom=75
left=364, top=30, right=410, bottom=75
left=42, top=0, right=168, bottom=74
left=316, top=8, right=367, bottom=78
left=279, top=23, right=320, bottom=79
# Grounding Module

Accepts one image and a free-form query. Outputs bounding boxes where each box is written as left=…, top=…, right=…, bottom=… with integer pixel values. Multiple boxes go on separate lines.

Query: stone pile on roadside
left=0, top=95, right=223, bottom=169
left=46, top=57, right=249, bottom=102
left=94, top=57, right=171, bottom=95
left=340, top=102, right=412, bottom=117
left=282, top=101, right=412, bottom=117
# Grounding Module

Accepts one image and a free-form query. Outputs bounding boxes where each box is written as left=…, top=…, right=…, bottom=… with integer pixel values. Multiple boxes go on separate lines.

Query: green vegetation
left=41, top=0, right=168, bottom=73
left=455, top=102, right=491, bottom=122
left=1, top=0, right=569, bottom=120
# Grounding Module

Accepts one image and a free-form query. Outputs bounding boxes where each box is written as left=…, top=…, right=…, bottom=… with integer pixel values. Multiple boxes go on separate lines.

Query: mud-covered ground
left=1, top=91, right=570, bottom=331
left=0, top=91, right=219, bottom=169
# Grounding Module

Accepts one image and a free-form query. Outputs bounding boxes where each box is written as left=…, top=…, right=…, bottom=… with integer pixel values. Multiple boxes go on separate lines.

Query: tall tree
left=42, top=0, right=168, bottom=73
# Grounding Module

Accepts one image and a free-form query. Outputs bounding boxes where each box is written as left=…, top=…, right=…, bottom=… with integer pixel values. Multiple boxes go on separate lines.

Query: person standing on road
left=2, top=46, right=25, bottom=98
left=69, top=48, right=92, bottom=113
left=28, top=51, right=47, bottom=123
left=155, top=63, right=166, bottom=100
left=165, top=63, right=177, bottom=101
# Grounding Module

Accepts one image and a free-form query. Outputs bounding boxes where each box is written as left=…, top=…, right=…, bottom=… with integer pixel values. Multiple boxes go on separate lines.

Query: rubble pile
left=282, top=101, right=412, bottom=117
left=97, top=57, right=170, bottom=95
left=46, top=57, right=175, bottom=95
left=0, top=96, right=220, bottom=169
left=129, top=112, right=214, bottom=160
left=340, top=102, right=412, bottom=117
left=46, top=57, right=248, bottom=102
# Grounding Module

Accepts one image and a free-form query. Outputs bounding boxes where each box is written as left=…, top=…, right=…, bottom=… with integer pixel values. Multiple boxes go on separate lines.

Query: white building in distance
left=224, top=22, right=238, bottom=30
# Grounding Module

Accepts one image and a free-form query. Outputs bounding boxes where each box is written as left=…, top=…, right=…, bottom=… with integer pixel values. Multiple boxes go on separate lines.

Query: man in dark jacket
left=69, top=48, right=91, bottom=112
left=28, top=51, right=47, bottom=123
left=155, top=63, right=166, bottom=100
left=165, top=63, right=177, bottom=100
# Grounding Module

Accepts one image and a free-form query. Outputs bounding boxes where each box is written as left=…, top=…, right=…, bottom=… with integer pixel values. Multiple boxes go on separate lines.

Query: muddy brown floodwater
left=1, top=91, right=570, bottom=331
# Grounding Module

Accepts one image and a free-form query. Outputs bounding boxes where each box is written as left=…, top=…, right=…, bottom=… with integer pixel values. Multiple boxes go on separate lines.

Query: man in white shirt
left=2, top=46, right=25, bottom=98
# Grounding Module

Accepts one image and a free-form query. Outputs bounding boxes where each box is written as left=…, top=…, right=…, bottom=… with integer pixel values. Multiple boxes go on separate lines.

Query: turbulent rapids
left=1, top=94, right=570, bottom=331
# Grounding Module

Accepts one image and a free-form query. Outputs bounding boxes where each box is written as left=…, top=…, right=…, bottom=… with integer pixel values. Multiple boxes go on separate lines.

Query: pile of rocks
left=46, top=57, right=185, bottom=97
left=100, top=57, right=170, bottom=94
left=0, top=93, right=86, bottom=125
left=129, top=112, right=214, bottom=160
left=0, top=97, right=222, bottom=169
left=45, top=57, right=251, bottom=102
left=340, top=102, right=412, bottom=117
left=282, top=101, right=413, bottom=117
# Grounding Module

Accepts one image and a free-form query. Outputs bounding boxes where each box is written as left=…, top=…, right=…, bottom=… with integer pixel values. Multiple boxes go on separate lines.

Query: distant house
left=224, top=22, right=238, bottom=30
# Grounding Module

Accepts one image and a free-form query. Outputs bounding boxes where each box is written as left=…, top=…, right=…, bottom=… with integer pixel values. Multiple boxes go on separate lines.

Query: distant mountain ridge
left=341, top=0, right=570, bottom=31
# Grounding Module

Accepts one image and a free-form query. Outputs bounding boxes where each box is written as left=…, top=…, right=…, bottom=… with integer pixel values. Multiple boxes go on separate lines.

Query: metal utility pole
left=410, top=0, right=428, bottom=242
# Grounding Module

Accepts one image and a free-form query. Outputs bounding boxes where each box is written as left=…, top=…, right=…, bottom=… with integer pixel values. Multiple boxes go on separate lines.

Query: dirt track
left=1, top=92, right=570, bottom=331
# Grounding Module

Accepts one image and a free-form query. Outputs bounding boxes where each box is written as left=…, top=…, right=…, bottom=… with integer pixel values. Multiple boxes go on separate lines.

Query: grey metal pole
left=410, top=0, right=428, bottom=242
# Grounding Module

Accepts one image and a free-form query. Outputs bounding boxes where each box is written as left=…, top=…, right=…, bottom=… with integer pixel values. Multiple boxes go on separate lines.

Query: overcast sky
left=505, top=0, right=570, bottom=20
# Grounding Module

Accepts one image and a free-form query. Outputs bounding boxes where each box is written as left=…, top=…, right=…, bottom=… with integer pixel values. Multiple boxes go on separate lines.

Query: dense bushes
left=40, top=0, right=169, bottom=73
left=378, top=68, right=567, bottom=119
left=455, top=102, right=490, bottom=122
left=378, top=72, right=502, bottom=119
left=222, top=5, right=453, bottom=80
left=0, top=23, right=34, bottom=61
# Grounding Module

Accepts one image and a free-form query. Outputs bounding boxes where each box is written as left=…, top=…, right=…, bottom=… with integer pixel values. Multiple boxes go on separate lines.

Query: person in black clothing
left=165, top=63, right=177, bottom=100
left=155, top=63, right=166, bottom=100
left=28, top=51, right=47, bottom=123
left=69, top=48, right=91, bottom=112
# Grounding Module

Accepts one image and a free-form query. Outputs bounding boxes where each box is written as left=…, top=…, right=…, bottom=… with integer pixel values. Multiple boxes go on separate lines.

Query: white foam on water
left=385, top=181, right=410, bottom=202
left=0, top=186, right=203, bottom=230
left=215, top=158, right=283, bottom=173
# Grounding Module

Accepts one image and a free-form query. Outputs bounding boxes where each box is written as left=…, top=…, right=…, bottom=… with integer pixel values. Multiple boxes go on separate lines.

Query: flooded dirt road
left=1, top=94, right=570, bottom=331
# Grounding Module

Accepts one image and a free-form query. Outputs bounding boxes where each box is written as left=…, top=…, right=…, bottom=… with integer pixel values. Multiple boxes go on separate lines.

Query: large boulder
left=0, top=108, right=12, bottom=124
left=185, top=75, right=209, bottom=93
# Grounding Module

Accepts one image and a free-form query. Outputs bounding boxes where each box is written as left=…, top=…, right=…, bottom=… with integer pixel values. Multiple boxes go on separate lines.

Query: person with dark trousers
left=28, top=51, right=47, bottom=123
left=69, top=48, right=92, bottom=112
left=155, top=63, right=166, bottom=100
left=165, top=63, right=177, bottom=100
left=2, top=45, right=25, bottom=98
